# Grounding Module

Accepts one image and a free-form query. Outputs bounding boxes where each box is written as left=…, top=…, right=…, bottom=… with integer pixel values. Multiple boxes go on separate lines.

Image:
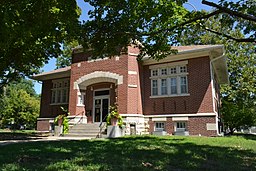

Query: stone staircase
left=64, top=123, right=107, bottom=138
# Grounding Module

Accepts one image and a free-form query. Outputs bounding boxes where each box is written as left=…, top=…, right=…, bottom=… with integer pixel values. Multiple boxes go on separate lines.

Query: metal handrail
left=97, top=114, right=108, bottom=138
left=68, top=111, right=85, bottom=126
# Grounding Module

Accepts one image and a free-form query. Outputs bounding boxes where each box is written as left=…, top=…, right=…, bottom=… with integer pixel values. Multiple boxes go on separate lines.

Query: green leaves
left=0, top=79, right=40, bottom=129
left=81, top=0, right=188, bottom=59
left=0, top=0, right=80, bottom=87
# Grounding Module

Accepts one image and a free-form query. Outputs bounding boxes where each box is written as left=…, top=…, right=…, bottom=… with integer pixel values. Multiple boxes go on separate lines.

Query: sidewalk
left=0, top=136, right=93, bottom=146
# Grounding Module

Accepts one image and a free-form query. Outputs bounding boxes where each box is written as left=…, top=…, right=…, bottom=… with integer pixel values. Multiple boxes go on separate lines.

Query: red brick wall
left=127, top=46, right=143, bottom=114
left=143, top=56, right=214, bottom=115
left=40, top=79, right=69, bottom=118
left=148, top=116, right=217, bottom=136
left=188, top=116, right=217, bottom=136
left=69, top=53, right=129, bottom=116
left=165, top=117, right=174, bottom=134
left=37, top=120, right=50, bottom=131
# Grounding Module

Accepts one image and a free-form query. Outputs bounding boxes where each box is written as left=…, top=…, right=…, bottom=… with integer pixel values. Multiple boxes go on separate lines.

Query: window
left=152, top=79, right=158, bottom=96
left=170, top=77, right=177, bottom=94
left=161, top=79, right=167, bottom=95
left=155, top=122, right=165, bottom=131
left=152, top=69, right=158, bottom=76
left=180, top=76, right=188, bottom=94
left=180, top=66, right=187, bottom=73
left=176, top=122, right=187, bottom=131
left=51, top=79, right=69, bottom=104
left=150, top=64, right=188, bottom=97
left=161, top=68, right=167, bottom=75
left=77, top=92, right=85, bottom=106
left=170, top=67, right=177, bottom=74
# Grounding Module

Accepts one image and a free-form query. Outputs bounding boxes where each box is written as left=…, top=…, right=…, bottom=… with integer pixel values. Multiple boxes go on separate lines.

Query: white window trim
left=51, top=79, right=69, bottom=105
left=150, top=65, right=189, bottom=98
left=77, top=92, right=85, bottom=106
left=174, top=122, right=187, bottom=132
left=155, top=122, right=165, bottom=131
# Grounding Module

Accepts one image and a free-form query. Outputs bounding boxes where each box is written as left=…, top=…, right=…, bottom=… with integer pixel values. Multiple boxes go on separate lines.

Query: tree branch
left=202, top=0, right=256, bottom=22
left=141, top=10, right=222, bottom=36
left=203, top=26, right=256, bottom=43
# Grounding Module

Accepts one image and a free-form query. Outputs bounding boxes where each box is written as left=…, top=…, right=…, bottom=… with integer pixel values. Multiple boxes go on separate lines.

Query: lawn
left=0, top=135, right=255, bottom=171
left=0, top=129, right=44, bottom=141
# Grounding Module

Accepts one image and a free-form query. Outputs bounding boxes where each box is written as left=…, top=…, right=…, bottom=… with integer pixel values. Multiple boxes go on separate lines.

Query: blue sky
left=33, top=0, right=216, bottom=94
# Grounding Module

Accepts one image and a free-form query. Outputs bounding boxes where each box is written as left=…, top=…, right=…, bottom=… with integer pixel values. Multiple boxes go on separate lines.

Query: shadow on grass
left=0, top=136, right=255, bottom=171
left=0, top=131, right=45, bottom=141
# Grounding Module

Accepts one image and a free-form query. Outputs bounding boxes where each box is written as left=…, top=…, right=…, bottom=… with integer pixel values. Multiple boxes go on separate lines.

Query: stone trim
left=172, top=117, right=188, bottom=121
left=74, top=71, right=123, bottom=89
left=144, top=113, right=216, bottom=118
left=149, top=60, right=188, bottom=69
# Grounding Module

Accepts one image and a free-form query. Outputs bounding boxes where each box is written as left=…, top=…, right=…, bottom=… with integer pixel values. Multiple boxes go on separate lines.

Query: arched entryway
left=74, top=71, right=123, bottom=123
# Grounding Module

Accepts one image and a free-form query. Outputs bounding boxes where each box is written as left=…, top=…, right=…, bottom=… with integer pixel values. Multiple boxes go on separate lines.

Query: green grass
left=0, top=130, right=41, bottom=141
left=0, top=135, right=255, bottom=171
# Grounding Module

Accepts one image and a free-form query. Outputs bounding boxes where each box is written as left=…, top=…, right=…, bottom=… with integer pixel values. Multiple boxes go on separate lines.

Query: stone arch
left=74, top=71, right=123, bottom=89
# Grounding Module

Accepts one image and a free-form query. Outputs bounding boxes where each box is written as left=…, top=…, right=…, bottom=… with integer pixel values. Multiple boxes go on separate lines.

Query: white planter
left=107, top=126, right=124, bottom=138
left=54, top=125, right=63, bottom=136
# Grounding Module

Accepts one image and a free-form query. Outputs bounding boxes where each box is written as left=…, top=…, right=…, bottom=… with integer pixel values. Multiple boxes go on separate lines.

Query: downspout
left=210, top=53, right=225, bottom=136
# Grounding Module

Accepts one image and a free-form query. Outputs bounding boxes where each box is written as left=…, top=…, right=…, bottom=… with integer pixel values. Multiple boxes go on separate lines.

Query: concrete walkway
left=0, top=136, right=93, bottom=146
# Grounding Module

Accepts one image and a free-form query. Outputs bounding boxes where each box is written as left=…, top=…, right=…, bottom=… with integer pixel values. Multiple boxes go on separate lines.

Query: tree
left=0, top=0, right=80, bottom=88
left=56, top=40, right=79, bottom=68
left=1, top=0, right=255, bottom=88
left=80, top=0, right=255, bottom=60
left=179, top=15, right=256, bottom=133
left=0, top=79, right=40, bottom=129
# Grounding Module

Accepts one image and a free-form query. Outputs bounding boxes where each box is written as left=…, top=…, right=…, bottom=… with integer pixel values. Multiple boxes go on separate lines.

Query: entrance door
left=94, top=97, right=109, bottom=123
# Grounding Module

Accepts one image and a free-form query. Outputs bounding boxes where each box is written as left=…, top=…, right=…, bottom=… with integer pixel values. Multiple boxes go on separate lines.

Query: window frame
left=150, top=64, right=189, bottom=98
left=51, top=79, right=69, bottom=105
left=77, top=92, right=85, bottom=106
left=155, top=122, right=165, bottom=131
left=175, top=122, right=187, bottom=132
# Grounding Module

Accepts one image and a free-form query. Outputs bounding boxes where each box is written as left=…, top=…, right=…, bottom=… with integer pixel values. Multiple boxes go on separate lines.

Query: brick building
left=33, top=45, right=228, bottom=136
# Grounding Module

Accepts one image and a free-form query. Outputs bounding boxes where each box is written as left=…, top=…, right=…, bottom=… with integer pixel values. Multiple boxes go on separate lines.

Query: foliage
left=54, top=107, right=70, bottom=134
left=0, top=0, right=80, bottom=88
left=1, top=0, right=255, bottom=87
left=106, top=105, right=123, bottom=127
left=56, top=40, right=79, bottom=68
left=0, top=86, right=40, bottom=129
left=179, top=15, right=256, bottom=132
left=0, top=136, right=255, bottom=170
left=80, top=0, right=255, bottom=60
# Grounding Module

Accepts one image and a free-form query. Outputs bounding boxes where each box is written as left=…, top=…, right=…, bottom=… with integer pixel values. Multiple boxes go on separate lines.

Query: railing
left=97, top=114, right=108, bottom=138
left=67, top=111, right=85, bottom=127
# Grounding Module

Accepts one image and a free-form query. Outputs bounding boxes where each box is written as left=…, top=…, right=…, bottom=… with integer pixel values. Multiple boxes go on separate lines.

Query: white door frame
left=93, top=89, right=110, bottom=123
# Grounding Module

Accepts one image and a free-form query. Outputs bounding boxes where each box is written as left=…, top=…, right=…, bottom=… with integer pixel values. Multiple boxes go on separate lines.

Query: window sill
left=150, top=94, right=190, bottom=98
left=50, top=103, right=68, bottom=106
left=77, top=104, right=85, bottom=107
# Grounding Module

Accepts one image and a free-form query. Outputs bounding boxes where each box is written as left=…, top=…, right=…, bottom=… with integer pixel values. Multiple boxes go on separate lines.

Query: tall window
left=180, top=76, right=188, bottom=94
left=51, top=79, right=69, bottom=104
left=150, top=64, right=188, bottom=97
left=77, top=92, right=85, bottom=106
left=170, top=77, right=177, bottom=94
left=152, top=79, right=158, bottom=96
left=161, top=79, right=167, bottom=95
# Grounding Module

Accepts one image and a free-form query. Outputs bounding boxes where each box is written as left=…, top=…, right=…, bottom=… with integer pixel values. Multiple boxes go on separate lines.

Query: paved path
left=0, top=136, right=93, bottom=146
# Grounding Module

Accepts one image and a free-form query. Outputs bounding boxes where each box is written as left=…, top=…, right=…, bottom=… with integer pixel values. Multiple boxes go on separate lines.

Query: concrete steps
left=64, top=123, right=107, bottom=138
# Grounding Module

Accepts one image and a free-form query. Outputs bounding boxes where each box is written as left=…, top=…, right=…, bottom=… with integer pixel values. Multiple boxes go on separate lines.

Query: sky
left=33, top=0, right=217, bottom=94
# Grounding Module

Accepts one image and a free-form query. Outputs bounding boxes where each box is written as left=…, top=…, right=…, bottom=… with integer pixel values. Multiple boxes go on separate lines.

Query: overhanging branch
left=202, top=0, right=256, bottom=22
left=141, top=10, right=222, bottom=36
left=203, top=26, right=256, bottom=43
